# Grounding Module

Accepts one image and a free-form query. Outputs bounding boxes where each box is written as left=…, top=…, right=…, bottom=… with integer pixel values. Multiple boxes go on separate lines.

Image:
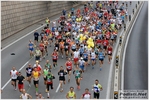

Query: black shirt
left=64, top=42, right=69, bottom=49
left=58, top=70, right=67, bottom=78
left=34, top=32, right=39, bottom=38
left=17, top=76, right=25, bottom=84
left=26, top=67, right=33, bottom=75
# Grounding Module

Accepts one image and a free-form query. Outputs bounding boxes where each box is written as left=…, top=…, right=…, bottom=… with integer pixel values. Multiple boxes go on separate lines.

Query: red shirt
left=52, top=53, right=58, bottom=60
left=66, top=61, right=72, bottom=70
left=82, top=93, right=91, bottom=99
left=107, top=46, right=113, bottom=54
left=46, top=29, right=51, bottom=34
left=96, top=39, right=103, bottom=44
left=103, top=40, right=109, bottom=46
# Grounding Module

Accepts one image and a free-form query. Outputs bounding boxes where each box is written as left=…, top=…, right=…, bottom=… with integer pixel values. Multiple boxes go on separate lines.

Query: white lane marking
left=55, top=83, right=60, bottom=93
left=1, top=17, right=59, bottom=51
left=1, top=59, right=32, bottom=90
left=121, top=2, right=144, bottom=92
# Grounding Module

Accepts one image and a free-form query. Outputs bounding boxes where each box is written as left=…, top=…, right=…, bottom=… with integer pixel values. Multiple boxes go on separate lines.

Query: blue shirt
left=98, top=52, right=104, bottom=59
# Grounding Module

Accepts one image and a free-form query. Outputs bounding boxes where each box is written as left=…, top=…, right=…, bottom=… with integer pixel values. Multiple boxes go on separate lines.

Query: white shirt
left=11, top=70, right=18, bottom=79
left=55, top=31, right=59, bottom=36
left=21, top=93, right=28, bottom=99
left=91, top=52, right=96, bottom=59
left=74, top=51, right=80, bottom=58
left=33, top=64, right=41, bottom=68
left=79, top=60, right=85, bottom=66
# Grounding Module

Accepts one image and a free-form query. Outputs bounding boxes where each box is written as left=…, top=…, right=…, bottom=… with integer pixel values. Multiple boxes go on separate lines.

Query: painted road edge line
left=121, top=1, right=144, bottom=92
left=1, top=58, right=32, bottom=90
left=55, top=83, right=60, bottom=93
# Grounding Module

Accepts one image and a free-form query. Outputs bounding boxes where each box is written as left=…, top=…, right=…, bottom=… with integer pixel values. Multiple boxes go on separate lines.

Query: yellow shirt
left=68, top=91, right=75, bottom=99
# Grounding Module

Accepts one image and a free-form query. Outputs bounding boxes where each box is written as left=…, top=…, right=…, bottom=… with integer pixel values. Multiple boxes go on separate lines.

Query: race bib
left=29, top=46, right=33, bottom=48
left=47, top=79, right=51, bottom=82
left=65, top=45, right=68, bottom=48
left=67, top=66, right=71, bottom=69
left=108, top=51, right=111, bottom=54
left=55, top=47, right=58, bottom=50
left=60, top=73, right=63, bottom=76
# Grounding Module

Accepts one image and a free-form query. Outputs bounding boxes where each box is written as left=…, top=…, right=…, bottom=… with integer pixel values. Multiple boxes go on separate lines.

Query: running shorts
left=74, top=58, right=79, bottom=62
left=53, top=59, right=57, bottom=63
left=80, top=65, right=84, bottom=70
left=103, top=46, right=107, bottom=50
left=94, top=92, right=100, bottom=99
left=65, top=49, right=68, bottom=52
left=59, top=77, right=65, bottom=81
left=18, top=84, right=24, bottom=90
left=99, top=59, right=104, bottom=61
left=35, top=56, right=40, bottom=61
left=29, top=48, right=34, bottom=51
left=26, top=74, right=32, bottom=77
left=11, top=79, right=17, bottom=82
left=34, top=37, right=38, bottom=41
left=33, top=80, right=39, bottom=85
left=67, top=69, right=72, bottom=73
left=83, top=59, right=88, bottom=62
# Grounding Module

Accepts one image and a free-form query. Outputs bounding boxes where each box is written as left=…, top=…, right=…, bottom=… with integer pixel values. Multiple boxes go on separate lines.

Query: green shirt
left=43, top=69, right=48, bottom=76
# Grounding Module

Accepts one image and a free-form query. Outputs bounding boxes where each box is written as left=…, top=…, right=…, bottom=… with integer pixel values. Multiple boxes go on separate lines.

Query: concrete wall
left=1, top=1, right=81, bottom=40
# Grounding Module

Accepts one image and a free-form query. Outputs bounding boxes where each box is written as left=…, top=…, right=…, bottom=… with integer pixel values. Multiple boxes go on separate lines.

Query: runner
left=90, top=49, right=96, bottom=69
left=73, top=49, right=80, bottom=65
left=16, top=72, right=25, bottom=92
left=83, top=50, right=88, bottom=70
left=54, top=40, right=59, bottom=52
left=51, top=49, right=58, bottom=69
left=78, top=57, right=85, bottom=72
left=59, top=40, right=65, bottom=59
left=37, top=93, right=44, bottom=99
left=10, top=67, right=18, bottom=90
left=81, top=88, right=91, bottom=99
left=28, top=40, right=34, bottom=58
left=32, top=68, right=40, bottom=95
left=65, top=58, right=73, bottom=82
left=92, top=79, right=103, bottom=99
left=43, top=35, right=49, bottom=57
left=45, top=60, right=52, bottom=70
left=40, top=30, right=45, bottom=41
left=34, top=30, right=39, bottom=47
left=103, top=37, right=109, bottom=56
left=73, top=65, right=82, bottom=90
left=107, top=44, right=113, bottom=63
left=39, top=40, right=45, bottom=59
left=42, top=66, right=49, bottom=92
left=98, top=48, right=104, bottom=71
left=45, top=17, right=50, bottom=27
left=66, top=87, right=76, bottom=99
left=45, top=71, right=55, bottom=98
left=26, top=64, right=33, bottom=87
left=58, top=66, right=67, bottom=92
left=64, top=39, right=70, bottom=58
left=34, top=47, right=42, bottom=62
left=20, top=89, right=32, bottom=99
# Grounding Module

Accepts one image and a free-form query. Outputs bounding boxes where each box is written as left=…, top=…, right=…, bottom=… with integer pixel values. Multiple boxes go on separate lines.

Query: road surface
left=1, top=1, right=138, bottom=99
left=124, top=2, right=148, bottom=90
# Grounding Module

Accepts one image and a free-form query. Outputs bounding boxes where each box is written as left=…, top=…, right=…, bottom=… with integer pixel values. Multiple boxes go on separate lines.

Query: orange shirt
left=60, top=42, right=64, bottom=48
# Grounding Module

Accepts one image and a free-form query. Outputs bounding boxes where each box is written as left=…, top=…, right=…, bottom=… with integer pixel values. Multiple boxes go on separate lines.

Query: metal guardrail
left=113, top=1, right=143, bottom=99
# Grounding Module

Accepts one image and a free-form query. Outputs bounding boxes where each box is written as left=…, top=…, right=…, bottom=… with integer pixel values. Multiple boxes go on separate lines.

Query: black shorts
left=34, top=37, right=38, bottom=41
left=80, top=54, right=83, bottom=57
left=11, top=79, right=17, bottom=82
left=33, top=80, right=39, bottom=85
left=108, top=53, right=112, bottom=56
left=53, top=59, right=57, bottom=63
left=72, top=49, right=76, bottom=52
left=59, top=77, right=65, bottom=81
left=65, top=49, right=68, bottom=52
left=94, top=92, right=100, bottom=99
left=67, top=69, right=72, bottom=73
left=35, top=56, right=40, bottom=61
left=99, top=59, right=104, bottom=61
left=44, top=77, right=47, bottom=81
left=103, top=46, right=107, bottom=50
left=84, top=59, right=88, bottom=62
left=111, top=39, right=114, bottom=41
left=45, top=46, right=47, bottom=49
left=26, top=74, right=32, bottom=77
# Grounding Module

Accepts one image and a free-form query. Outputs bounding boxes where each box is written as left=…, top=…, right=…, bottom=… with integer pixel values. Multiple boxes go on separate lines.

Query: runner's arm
left=27, top=94, right=32, bottom=99
left=74, top=93, right=76, bottom=99
left=66, top=92, right=69, bottom=99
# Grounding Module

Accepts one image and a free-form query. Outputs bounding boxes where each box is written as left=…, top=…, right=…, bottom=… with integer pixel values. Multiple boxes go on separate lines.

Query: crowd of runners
left=9, top=1, right=129, bottom=99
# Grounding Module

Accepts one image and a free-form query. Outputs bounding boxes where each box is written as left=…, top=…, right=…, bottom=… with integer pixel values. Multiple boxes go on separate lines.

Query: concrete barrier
left=112, top=1, right=144, bottom=99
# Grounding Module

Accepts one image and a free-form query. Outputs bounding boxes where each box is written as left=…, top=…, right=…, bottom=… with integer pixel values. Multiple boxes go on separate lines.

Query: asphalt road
left=1, top=1, right=138, bottom=99
left=124, top=2, right=148, bottom=90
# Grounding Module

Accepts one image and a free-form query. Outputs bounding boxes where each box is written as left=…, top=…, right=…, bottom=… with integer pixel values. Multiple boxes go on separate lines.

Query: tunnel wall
left=1, top=1, right=81, bottom=40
